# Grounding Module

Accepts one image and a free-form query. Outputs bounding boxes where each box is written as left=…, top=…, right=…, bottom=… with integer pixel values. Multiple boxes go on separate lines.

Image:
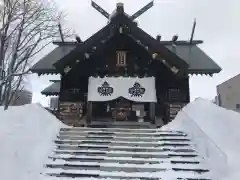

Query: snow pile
left=0, top=104, right=64, bottom=180
left=164, top=98, right=240, bottom=180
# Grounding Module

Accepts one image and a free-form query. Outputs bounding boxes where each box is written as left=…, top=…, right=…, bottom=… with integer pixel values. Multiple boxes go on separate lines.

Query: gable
left=30, top=11, right=221, bottom=76
left=53, top=13, right=188, bottom=74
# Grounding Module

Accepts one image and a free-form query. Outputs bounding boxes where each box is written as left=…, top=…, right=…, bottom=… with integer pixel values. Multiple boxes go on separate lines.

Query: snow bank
left=0, top=104, right=65, bottom=180
left=164, top=98, right=240, bottom=180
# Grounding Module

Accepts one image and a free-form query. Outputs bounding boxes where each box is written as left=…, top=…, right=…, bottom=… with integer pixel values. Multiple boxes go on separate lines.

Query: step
left=61, top=127, right=183, bottom=133
left=58, top=132, right=187, bottom=139
left=55, top=143, right=195, bottom=150
left=46, top=163, right=166, bottom=172
left=47, top=159, right=206, bottom=170
left=53, top=150, right=170, bottom=158
left=172, top=167, right=209, bottom=173
left=55, top=144, right=195, bottom=153
left=59, top=133, right=187, bottom=140
left=44, top=175, right=160, bottom=180
left=59, top=130, right=187, bottom=136
left=55, top=139, right=192, bottom=146
left=55, top=142, right=191, bottom=148
left=53, top=149, right=198, bottom=158
left=49, top=156, right=162, bottom=164
left=45, top=169, right=211, bottom=179
left=57, top=135, right=191, bottom=142
left=46, top=172, right=160, bottom=179
left=61, top=128, right=185, bottom=136
left=85, top=121, right=153, bottom=128
left=49, top=154, right=204, bottom=163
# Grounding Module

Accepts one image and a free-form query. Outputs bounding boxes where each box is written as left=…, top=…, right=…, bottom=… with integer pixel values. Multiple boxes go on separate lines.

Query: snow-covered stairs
left=43, top=127, right=212, bottom=180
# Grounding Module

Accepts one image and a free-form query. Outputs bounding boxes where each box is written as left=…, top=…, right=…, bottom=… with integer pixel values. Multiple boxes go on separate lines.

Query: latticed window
left=116, top=51, right=127, bottom=66
left=168, top=88, right=181, bottom=100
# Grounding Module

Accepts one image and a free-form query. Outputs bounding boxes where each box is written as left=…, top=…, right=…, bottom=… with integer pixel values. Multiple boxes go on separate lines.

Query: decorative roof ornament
left=130, top=1, right=154, bottom=20
left=75, top=36, right=82, bottom=43
left=64, top=66, right=71, bottom=73
left=190, top=18, right=197, bottom=44
left=84, top=53, right=90, bottom=59
left=91, top=1, right=110, bottom=19
left=172, top=34, right=178, bottom=47
left=152, top=53, right=158, bottom=59
left=156, top=35, right=161, bottom=41
left=91, top=1, right=154, bottom=22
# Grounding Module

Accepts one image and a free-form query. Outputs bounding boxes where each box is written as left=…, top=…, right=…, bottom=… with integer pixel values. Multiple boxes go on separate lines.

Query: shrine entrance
left=112, top=98, right=131, bottom=121
left=87, top=76, right=157, bottom=123
left=92, top=97, right=150, bottom=122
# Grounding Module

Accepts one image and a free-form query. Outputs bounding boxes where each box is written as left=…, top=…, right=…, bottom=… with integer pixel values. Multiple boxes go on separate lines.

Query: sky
left=30, top=0, right=240, bottom=106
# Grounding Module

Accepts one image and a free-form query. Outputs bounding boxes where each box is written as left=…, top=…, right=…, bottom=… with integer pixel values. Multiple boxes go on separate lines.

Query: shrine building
left=30, top=1, right=221, bottom=126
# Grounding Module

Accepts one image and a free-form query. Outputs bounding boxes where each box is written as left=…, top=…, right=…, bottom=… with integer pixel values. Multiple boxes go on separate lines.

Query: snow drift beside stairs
left=0, top=104, right=64, bottom=180
left=164, top=98, right=240, bottom=180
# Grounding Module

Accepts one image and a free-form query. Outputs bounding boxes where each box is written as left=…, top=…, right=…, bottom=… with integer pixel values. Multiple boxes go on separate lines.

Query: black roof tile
left=30, top=45, right=76, bottom=75
left=166, top=45, right=221, bottom=74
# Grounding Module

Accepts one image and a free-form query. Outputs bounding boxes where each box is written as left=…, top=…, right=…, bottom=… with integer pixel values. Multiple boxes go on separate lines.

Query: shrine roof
left=165, top=45, right=221, bottom=75
left=31, top=42, right=221, bottom=76
left=30, top=44, right=76, bottom=75
left=41, top=82, right=60, bottom=96
left=30, top=11, right=221, bottom=76
left=52, top=13, right=189, bottom=72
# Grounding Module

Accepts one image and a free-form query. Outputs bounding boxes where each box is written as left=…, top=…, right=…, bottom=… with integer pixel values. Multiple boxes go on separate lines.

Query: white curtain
left=88, top=76, right=157, bottom=102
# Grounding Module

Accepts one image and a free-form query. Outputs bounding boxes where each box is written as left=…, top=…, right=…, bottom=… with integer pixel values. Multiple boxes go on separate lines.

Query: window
left=168, top=89, right=181, bottom=100
left=116, top=51, right=127, bottom=66
left=236, top=104, right=240, bottom=109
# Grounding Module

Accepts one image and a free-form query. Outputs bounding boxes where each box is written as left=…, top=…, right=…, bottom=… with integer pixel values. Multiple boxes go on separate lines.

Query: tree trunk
left=3, top=75, right=12, bottom=110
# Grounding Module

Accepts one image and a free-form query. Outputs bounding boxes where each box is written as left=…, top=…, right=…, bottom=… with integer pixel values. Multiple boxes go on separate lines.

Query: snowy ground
left=164, top=98, right=240, bottom=180
left=0, top=104, right=65, bottom=180
left=1, top=99, right=240, bottom=180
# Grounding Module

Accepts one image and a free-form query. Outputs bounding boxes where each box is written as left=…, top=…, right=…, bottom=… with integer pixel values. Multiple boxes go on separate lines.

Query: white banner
left=88, top=76, right=157, bottom=102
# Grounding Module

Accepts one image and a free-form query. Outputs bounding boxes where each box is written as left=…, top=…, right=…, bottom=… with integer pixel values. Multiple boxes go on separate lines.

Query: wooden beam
left=52, top=40, right=203, bottom=46
left=86, top=101, right=93, bottom=125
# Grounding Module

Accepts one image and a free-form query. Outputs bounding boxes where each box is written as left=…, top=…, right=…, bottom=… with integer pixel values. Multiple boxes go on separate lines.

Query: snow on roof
left=0, top=104, right=65, bottom=180
left=164, top=98, right=240, bottom=180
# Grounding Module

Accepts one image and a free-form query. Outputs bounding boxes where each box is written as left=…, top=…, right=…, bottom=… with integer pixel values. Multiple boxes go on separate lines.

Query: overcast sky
left=30, top=0, right=240, bottom=106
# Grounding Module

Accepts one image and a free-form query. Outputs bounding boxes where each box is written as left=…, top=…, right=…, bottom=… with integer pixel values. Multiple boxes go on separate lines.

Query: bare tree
left=0, top=0, right=70, bottom=109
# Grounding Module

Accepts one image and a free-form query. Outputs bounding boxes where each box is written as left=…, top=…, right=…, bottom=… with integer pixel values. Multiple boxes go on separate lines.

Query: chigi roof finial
left=190, top=18, right=196, bottom=44
left=91, top=0, right=154, bottom=22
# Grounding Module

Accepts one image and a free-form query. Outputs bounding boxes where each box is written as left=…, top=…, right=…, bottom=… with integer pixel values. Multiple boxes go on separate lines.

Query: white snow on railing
left=0, top=104, right=65, bottom=180
left=164, top=98, right=240, bottom=180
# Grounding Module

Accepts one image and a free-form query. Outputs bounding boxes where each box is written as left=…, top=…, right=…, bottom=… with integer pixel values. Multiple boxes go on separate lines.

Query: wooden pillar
left=149, top=102, right=156, bottom=124
left=186, top=76, right=190, bottom=103
left=86, top=101, right=92, bottom=125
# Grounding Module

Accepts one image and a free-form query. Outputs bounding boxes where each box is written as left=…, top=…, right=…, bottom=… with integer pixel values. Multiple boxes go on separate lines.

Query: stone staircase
left=42, top=127, right=212, bottom=180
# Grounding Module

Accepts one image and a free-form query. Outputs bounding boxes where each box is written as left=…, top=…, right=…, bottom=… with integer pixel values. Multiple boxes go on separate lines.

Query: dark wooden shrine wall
left=155, top=75, right=189, bottom=103
left=59, top=73, right=88, bottom=102
left=89, top=34, right=153, bottom=77
left=59, top=33, right=190, bottom=108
